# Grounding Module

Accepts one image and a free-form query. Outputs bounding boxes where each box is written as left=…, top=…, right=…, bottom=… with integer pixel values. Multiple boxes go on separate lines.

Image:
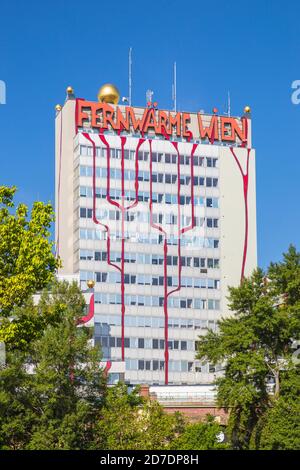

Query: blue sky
left=0, top=0, right=299, bottom=268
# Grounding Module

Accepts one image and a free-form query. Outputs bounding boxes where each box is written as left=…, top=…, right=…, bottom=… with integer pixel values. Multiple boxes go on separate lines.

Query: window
left=138, top=360, right=145, bottom=370
left=138, top=338, right=144, bottom=349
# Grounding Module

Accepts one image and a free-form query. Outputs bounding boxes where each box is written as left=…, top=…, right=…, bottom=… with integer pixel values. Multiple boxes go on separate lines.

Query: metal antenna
left=129, top=47, right=132, bottom=106
left=172, top=62, right=177, bottom=111
left=146, top=89, right=153, bottom=104
left=227, top=91, right=231, bottom=117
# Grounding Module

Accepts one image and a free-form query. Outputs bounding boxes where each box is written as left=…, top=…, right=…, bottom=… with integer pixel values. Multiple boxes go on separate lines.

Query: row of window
left=79, top=207, right=219, bottom=229
left=79, top=228, right=220, bottom=248
left=95, top=315, right=217, bottom=330
left=81, top=270, right=220, bottom=290
left=79, top=249, right=220, bottom=269
left=96, top=335, right=195, bottom=351
left=92, top=292, right=220, bottom=310
left=124, top=359, right=213, bottom=373
left=79, top=186, right=219, bottom=207
left=79, top=165, right=218, bottom=188
left=79, top=145, right=219, bottom=168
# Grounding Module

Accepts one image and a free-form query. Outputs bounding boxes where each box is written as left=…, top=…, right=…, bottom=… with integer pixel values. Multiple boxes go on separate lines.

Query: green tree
left=169, top=415, right=228, bottom=450
left=95, top=382, right=184, bottom=450
left=0, top=277, right=86, bottom=352
left=0, top=281, right=105, bottom=450
left=0, top=186, right=59, bottom=344
left=250, top=359, right=300, bottom=449
left=196, top=246, right=300, bottom=449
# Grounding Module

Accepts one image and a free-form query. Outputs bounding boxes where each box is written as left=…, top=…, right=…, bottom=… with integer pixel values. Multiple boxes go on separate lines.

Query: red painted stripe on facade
left=229, top=147, right=251, bottom=281
left=82, top=132, right=145, bottom=362
left=78, top=293, right=95, bottom=325
left=148, top=139, right=198, bottom=384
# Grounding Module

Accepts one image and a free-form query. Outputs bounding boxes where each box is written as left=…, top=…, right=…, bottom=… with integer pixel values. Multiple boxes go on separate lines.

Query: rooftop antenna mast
left=227, top=91, right=231, bottom=116
left=129, top=47, right=132, bottom=106
left=172, top=62, right=177, bottom=111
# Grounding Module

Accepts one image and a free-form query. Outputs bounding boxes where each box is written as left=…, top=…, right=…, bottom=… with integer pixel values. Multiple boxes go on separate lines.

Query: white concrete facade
left=55, top=96, right=257, bottom=385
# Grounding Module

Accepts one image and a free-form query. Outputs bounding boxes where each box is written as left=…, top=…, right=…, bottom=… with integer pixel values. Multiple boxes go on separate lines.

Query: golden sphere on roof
left=87, top=279, right=95, bottom=289
left=244, top=105, right=251, bottom=113
left=66, top=86, right=74, bottom=94
left=55, top=104, right=62, bottom=112
left=98, top=83, right=120, bottom=105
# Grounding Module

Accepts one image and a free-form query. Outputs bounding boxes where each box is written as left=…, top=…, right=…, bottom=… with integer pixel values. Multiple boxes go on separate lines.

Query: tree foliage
left=196, top=245, right=300, bottom=449
left=0, top=186, right=59, bottom=317
left=94, top=382, right=184, bottom=450
left=169, top=415, right=228, bottom=450
left=250, top=362, right=300, bottom=449
left=0, top=281, right=105, bottom=450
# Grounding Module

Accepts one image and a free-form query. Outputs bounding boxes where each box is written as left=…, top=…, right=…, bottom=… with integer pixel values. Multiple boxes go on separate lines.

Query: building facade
left=55, top=87, right=257, bottom=385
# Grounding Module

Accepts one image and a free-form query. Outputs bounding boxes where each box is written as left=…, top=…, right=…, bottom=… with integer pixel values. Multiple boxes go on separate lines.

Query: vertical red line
left=84, top=132, right=145, bottom=364
left=120, top=136, right=126, bottom=361
left=229, top=147, right=251, bottom=281
left=149, top=139, right=197, bottom=384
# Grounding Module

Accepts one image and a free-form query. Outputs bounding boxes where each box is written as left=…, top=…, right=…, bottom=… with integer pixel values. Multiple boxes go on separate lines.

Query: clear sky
left=0, top=0, right=299, bottom=269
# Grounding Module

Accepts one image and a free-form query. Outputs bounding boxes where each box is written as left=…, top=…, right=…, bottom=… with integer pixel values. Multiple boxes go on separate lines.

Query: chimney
left=139, top=384, right=150, bottom=398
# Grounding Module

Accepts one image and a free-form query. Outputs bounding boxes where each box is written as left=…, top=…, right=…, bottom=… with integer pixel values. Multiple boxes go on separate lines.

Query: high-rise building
left=55, top=85, right=257, bottom=385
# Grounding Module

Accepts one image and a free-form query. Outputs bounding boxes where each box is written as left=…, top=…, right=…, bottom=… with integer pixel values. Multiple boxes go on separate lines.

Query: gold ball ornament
left=98, top=83, right=120, bottom=105
left=244, top=105, right=251, bottom=113
left=87, top=279, right=95, bottom=289
left=66, top=86, right=74, bottom=94
left=55, top=104, right=62, bottom=112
